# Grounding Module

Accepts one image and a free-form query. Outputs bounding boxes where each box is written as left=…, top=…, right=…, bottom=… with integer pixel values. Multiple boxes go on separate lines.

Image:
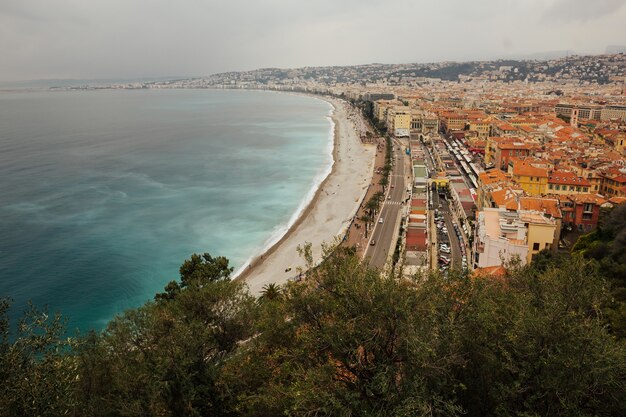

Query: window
left=584, top=187, right=589, bottom=192
left=533, top=242, right=540, bottom=251
left=549, top=184, right=553, bottom=189
left=583, top=203, right=593, bottom=213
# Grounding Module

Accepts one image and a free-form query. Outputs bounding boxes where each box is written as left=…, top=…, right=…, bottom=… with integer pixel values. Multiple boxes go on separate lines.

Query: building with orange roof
left=492, top=122, right=519, bottom=137
left=518, top=125, right=536, bottom=135
left=477, top=170, right=511, bottom=209
left=488, top=187, right=522, bottom=210
left=509, top=159, right=549, bottom=196
left=439, top=111, right=467, bottom=132
left=473, top=265, right=507, bottom=280
left=600, top=167, right=626, bottom=197
left=518, top=197, right=562, bottom=249
left=608, top=196, right=626, bottom=206
left=484, top=136, right=514, bottom=166
left=547, top=170, right=592, bottom=195
left=468, top=117, right=491, bottom=139
left=518, top=197, right=562, bottom=220
left=494, top=141, right=532, bottom=171
left=556, top=193, right=605, bottom=232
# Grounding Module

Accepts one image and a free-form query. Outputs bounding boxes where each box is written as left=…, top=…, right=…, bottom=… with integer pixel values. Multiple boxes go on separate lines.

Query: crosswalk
left=385, top=201, right=403, bottom=206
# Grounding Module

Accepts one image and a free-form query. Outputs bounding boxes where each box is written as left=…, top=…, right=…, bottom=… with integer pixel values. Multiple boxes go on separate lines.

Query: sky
left=1, top=0, right=625, bottom=82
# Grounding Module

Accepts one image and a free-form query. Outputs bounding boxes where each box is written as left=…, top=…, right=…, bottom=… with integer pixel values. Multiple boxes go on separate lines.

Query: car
left=379, top=217, right=384, bottom=223
left=440, top=248, right=451, bottom=254
left=391, top=185, right=395, bottom=188
left=442, top=227, right=448, bottom=233
left=387, top=195, right=391, bottom=200
left=370, top=239, right=376, bottom=246
left=440, top=244, right=450, bottom=250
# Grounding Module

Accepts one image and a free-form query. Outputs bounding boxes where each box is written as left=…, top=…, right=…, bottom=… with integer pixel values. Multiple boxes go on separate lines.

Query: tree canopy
left=1, top=248, right=625, bottom=417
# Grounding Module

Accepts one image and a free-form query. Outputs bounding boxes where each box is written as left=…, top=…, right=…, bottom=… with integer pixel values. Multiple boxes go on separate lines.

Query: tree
left=378, top=176, right=389, bottom=190
left=372, top=191, right=385, bottom=204
left=365, top=197, right=380, bottom=216
left=156, top=252, right=234, bottom=301
left=572, top=203, right=626, bottom=338
left=0, top=300, right=79, bottom=417
left=259, top=283, right=282, bottom=302
left=219, top=251, right=626, bottom=417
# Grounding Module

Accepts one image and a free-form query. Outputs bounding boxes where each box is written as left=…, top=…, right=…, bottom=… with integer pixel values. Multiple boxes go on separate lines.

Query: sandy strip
left=235, top=97, right=375, bottom=294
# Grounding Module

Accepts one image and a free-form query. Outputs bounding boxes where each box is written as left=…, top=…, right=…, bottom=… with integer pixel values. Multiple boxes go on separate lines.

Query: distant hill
left=503, top=50, right=578, bottom=60
left=606, top=45, right=626, bottom=54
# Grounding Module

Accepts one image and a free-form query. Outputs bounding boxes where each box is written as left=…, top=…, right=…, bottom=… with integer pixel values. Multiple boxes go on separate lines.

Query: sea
left=0, top=88, right=334, bottom=332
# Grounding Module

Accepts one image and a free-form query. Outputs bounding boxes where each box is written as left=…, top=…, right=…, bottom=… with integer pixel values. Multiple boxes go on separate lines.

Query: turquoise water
left=0, top=89, right=333, bottom=331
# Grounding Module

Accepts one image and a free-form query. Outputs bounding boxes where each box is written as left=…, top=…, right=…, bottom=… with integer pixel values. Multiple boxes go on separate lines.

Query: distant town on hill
left=124, top=53, right=626, bottom=90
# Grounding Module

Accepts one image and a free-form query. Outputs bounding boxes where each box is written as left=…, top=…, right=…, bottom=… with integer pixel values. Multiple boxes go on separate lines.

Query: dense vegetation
left=572, top=203, right=626, bottom=338
left=2, top=240, right=625, bottom=416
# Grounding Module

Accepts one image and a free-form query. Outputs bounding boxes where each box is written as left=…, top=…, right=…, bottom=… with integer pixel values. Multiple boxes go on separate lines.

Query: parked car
left=370, top=239, right=376, bottom=246
left=379, top=217, right=384, bottom=223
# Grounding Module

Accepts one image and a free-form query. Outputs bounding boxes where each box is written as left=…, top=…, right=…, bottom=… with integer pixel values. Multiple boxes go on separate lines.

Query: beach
left=237, top=96, right=375, bottom=294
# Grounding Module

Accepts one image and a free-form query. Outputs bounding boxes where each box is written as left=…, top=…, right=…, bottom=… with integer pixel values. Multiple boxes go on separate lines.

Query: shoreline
left=234, top=98, right=339, bottom=283
left=235, top=95, right=375, bottom=293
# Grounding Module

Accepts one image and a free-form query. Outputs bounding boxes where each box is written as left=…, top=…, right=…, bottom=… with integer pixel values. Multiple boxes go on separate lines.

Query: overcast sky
left=1, top=0, right=625, bottom=81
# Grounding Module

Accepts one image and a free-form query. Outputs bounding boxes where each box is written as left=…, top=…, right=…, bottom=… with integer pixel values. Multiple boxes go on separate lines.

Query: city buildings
left=473, top=208, right=558, bottom=268
left=121, top=52, right=625, bottom=271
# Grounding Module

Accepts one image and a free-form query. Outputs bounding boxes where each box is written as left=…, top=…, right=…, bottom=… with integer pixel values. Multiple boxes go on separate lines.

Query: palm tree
left=379, top=176, right=389, bottom=191
left=365, top=198, right=379, bottom=216
left=259, top=283, right=282, bottom=302
left=359, top=214, right=372, bottom=238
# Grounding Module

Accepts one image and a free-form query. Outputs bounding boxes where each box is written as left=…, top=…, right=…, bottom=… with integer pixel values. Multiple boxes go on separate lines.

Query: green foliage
left=2, top=248, right=626, bottom=416
left=572, top=203, right=626, bottom=338
left=259, top=283, right=282, bottom=302
left=219, top=250, right=626, bottom=417
left=462, top=255, right=625, bottom=417
left=156, top=252, right=234, bottom=301
left=0, top=300, right=79, bottom=417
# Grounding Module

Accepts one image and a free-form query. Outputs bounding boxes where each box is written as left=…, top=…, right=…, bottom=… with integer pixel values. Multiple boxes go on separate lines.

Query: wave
left=232, top=104, right=335, bottom=279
